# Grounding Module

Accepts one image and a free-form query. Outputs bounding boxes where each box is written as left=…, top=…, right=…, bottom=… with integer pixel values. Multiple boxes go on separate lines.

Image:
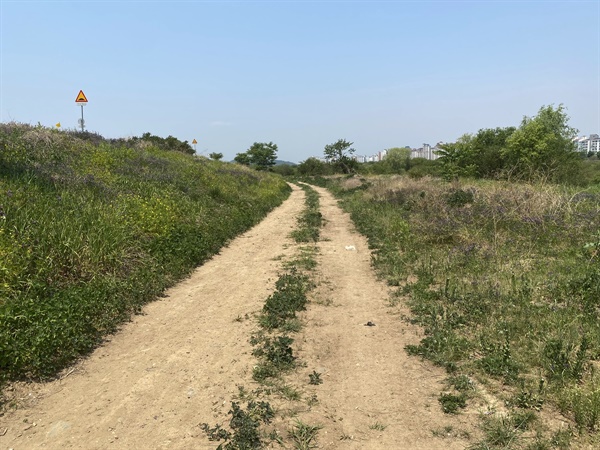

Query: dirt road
left=1, top=184, right=476, bottom=449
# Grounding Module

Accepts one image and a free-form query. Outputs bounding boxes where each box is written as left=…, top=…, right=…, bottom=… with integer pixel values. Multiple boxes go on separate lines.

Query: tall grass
left=0, top=123, right=290, bottom=383
left=313, top=174, right=600, bottom=444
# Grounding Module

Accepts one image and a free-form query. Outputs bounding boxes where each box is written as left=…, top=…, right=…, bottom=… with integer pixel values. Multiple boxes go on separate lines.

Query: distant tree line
left=279, top=104, right=594, bottom=185
left=66, top=130, right=195, bottom=155
left=69, top=103, right=594, bottom=186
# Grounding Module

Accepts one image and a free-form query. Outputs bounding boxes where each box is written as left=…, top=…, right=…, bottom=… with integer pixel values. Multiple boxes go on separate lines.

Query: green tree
left=324, top=139, right=356, bottom=174
left=384, top=147, right=412, bottom=173
left=297, top=157, right=332, bottom=176
left=437, top=134, right=478, bottom=180
left=246, top=142, right=278, bottom=170
left=470, top=127, right=515, bottom=178
left=271, top=163, right=296, bottom=176
left=503, top=104, right=579, bottom=182
left=209, top=152, right=223, bottom=161
left=234, top=152, right=251, bottom=166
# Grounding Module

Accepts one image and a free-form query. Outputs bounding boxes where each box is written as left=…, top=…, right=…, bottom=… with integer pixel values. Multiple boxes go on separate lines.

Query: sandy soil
left=1, top=183, right=479, bottom=450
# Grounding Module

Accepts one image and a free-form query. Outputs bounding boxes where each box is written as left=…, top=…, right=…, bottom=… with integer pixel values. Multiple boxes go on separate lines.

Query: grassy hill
left=0, top=123, right=290, bottom=383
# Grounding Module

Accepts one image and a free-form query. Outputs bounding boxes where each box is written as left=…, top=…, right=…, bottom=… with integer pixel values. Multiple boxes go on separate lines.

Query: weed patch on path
left=201, top=184, right=323, bottom=449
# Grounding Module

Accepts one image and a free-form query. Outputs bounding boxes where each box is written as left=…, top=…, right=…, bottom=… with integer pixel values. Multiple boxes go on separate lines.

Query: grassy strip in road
left=290, top=183, right=323, bottom=243
left=201, top=183, right=323, bottom=449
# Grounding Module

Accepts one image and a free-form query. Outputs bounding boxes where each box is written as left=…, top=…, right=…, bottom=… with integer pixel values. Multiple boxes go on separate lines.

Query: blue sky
left=1, top=1, right=599, bottom=162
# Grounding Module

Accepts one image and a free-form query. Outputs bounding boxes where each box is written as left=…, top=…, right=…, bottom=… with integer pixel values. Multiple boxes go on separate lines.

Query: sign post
left=192, top=139, right=197, bottom=152
left=75, top=90, right=88, bottom=132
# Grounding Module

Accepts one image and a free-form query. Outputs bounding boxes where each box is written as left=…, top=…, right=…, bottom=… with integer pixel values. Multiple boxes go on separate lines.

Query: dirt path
left=1, top=183, right=477, bottom=449
left=286, top=186, right=477, bottom=449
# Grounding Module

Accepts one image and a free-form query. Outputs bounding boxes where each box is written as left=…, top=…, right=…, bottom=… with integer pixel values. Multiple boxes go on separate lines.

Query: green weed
left=289, top=421, right=321, bottom=449
left=291, top=184, right=323, bottom=243
left=439, top=393, right=467, bottom=414
left=308, top=371, right=322, bottom=385
left=369, top=422, right=387, bottom=431
left=252, top=335, right=296, bottom=370
left=201, top=400, right=275, bottom=449
left=259, top=270, right=310, bottom=330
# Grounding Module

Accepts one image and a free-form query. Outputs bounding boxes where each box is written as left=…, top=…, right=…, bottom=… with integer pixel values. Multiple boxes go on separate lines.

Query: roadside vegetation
left=0, top=123, right=290, bottom=389
left=202, top=183, right=323, bottom=449
left=285, top=106, right=600, bottom=448
left=302, top=174, right=599, bottom=448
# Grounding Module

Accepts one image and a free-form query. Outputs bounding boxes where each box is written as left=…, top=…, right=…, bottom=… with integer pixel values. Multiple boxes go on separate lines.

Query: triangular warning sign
left=192, top=139, right=197, bottom=144
left=75, top=90, right=88, bottom=103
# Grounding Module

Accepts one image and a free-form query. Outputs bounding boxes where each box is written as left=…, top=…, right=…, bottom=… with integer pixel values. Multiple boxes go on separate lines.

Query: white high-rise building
left=574, top=134, right=600, bottom=154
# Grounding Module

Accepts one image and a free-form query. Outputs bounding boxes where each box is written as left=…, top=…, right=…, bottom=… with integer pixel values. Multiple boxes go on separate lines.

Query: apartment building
left=574, top=134, right=600, bottom=154
left=411, top=143, right=443, bottom=160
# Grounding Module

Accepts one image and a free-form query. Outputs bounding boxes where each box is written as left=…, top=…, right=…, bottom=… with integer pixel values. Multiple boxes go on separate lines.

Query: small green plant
left=289, top=421, right=322, bottom=450
left=306, top=393, right=319, bottom=407
left=478, top=332, right=521, bottom=382
left=438, top=393, right=467, bottom=414
left=277, top=384, right=301, bottom=401
left=559, top=385, right=600, bottom=432
left=514, top=391, right=544, bottom=411
left=542, top=336, right=589, bottom=383
left=448, top=374, right=475, bottom=392
left=476, top=415, right=519, bottom=449
left=252, top=363, right=280, bottom=382
left=201, top=400, right=275, bottom=449
left=369, top=422, right=387, bottom=431
left=252, top=335, right=296, bottom=369
left=445, top=188, right=474, bottom=207
left=549, top=428, right=572, bottom=449
left=510, top=409, right=537, bottom=431
left=259, top=270, right=310, bottom=330
left=432, top=425, right=471, bottom=439
left=308, top=371, right=322, bottom=385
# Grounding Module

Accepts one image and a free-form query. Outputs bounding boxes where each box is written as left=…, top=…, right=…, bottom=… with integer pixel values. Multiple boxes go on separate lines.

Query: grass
left=439, top=393, right=468, bottom=414
left=289, top=421, right=322, bottom=449
left=369, top=422, right=387, bottom=431
left=290, top=183, right=323, bottom=243
left=201, top=400, right=275, bottom=449
left=0, top=123, right=291, bottom=387
left=307, top=174, right=600, bottom=447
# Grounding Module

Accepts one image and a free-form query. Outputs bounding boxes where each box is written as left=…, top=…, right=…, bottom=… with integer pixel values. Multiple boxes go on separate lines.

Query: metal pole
left=80, top=105, right=84, bottom=132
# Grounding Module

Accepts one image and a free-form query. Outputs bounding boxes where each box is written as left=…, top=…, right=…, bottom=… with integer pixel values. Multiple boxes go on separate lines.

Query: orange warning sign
left=192, top=139, right=198, bottom=144
left=75, top=90, right=88, bottom=103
